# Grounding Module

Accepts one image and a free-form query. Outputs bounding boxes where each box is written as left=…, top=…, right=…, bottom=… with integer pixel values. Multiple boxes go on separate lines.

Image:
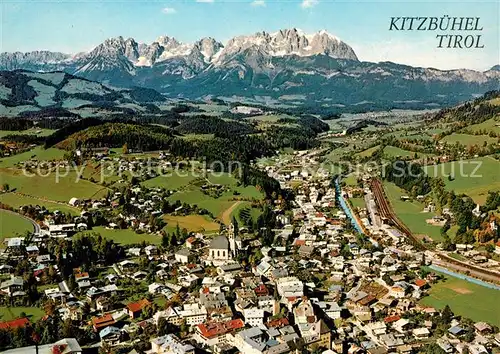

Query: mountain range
left=1, top=28, right=499, bottom=110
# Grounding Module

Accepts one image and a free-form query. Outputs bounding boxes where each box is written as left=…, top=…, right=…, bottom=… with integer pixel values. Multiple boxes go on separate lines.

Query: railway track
left=370, top=178, right=500, bottom=284
left=370, top=179, right=422, bottom=248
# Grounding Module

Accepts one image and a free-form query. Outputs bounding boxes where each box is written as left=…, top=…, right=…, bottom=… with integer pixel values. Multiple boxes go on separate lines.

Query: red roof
left=92, top=314, right=115, bottom=329
left=75, top=272, right=89, bottom=279
left=197, top=319, right=244, bottom=339
left=127, top=298, right=151, bottom=314
left=294, top=240, right=306, bottom=246
left=415, top=279, right=427, bottom=287
left=187, top=237, right=196, bottom=243
left=0, top=317, right=30, bottom=330
left=267, top=317, right=289, bottom=328
left=254, top=284, right=269, bottom=296
left=52, top=344, right=67, bottom=354
left=384, top=315, right=401, bottom=323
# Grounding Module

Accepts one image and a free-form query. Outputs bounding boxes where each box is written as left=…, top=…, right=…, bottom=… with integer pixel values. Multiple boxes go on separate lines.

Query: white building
left=243, top=308, right=265, bottom=327
left=276, top=276, right=304, bottom=298
left=176, top=303, right=207, bottom=326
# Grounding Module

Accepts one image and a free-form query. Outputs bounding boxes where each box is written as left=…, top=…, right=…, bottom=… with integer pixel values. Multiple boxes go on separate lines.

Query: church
left=207, top=223, right=242, bottom=265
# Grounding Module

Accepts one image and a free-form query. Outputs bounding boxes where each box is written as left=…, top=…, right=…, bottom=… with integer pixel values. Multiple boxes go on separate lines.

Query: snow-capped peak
left=212, top=28, right=358, bottom=65
left=13, top=29, right=357, bottom=74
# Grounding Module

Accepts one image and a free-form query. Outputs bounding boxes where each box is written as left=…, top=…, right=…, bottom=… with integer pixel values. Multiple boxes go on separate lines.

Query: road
left=1, top=208, right=41, bottom=234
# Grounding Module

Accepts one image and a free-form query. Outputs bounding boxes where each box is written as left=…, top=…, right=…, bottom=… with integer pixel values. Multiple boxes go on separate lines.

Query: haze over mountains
left=1, top=28, right=499, bottom=109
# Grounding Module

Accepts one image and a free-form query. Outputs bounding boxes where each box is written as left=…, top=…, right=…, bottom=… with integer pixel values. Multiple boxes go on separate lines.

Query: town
left=1, top=144, right=500, bottom=354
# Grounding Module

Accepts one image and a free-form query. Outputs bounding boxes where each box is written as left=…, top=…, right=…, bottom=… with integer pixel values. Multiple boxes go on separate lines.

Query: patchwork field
left=419, top=269, right=500, bottom=327
left=383, top=182, right=445, bottom=242
left=424, top=156, right=500, bottom=204
left=0, top=210, right=34, bottom=242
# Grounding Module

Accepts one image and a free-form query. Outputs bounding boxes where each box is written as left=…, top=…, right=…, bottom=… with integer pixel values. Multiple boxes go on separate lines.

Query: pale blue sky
left=1, top=0, right=498, bottom=70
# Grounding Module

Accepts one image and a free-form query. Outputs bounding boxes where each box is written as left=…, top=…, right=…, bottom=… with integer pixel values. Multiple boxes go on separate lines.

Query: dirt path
left=219, top=201, right=244, bottom=225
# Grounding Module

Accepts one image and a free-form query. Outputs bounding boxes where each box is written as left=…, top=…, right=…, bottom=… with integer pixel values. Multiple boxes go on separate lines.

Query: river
left=334, top=177, right=365, bottom=235
left=429, top=264, right=500, bottom=291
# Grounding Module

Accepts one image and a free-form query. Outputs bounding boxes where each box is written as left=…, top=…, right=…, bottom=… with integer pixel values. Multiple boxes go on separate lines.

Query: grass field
left=0, top=193, right=80, bottom=215
left=383, top=182, right=445, bottom=242
left=441, top=133, right=497, bottom=148
left=424, top=156, right=500, bottom=204
left=0, top=128, right=56, bottom=138
left=383, top=146, right=434, bottom=159
left=230, top=201, right=262, bottom=226
left=350, top=197, right=365, bottom=209
left=463, top=118, right=500, bottom=135
left=343, top=174, right=359, bottom=187
left=0, top=147, right=66, bottom=168
left=163, top=214, right=219, bottom=233
left=0, top=210, right=34, bottom=242
left=419, top=269, right=500, bottom=327
left=356, top=145, right=380, bottom=158
left=82, top=226, right=161, bottom=245
left=325, top=147, right=351, bottom=163
left=0, top=168, right=108, bottom=202
left=166, top=173, right=264, bottom=217
left=141, top=171, right=198, bottom=190
left=0, top=306, right=45, bottom=322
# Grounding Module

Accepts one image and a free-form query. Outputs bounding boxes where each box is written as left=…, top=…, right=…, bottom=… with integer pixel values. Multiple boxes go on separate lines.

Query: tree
left=485, top=243, right=495, bottom=253
left=441, top=305, right=453, bottom=324
left=2, top=183, right=9, bottom=191
left=162, top=232, right=170, bottom=248
left=60, top=319, right=74, bottom=339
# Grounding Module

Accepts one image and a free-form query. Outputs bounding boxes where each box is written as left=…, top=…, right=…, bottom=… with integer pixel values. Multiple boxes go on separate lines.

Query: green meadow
left=0, top=210, right=34, bottom=242
left=0, top=128, right=56, bottom=138
left=79, top=226, right=161, bottom=245
left=0, top=147, right=66, bottom=168
left=419, top=269, right=500, bottom=327
left=383, top=146, right=434, bottom=159
left=0, top=168, right=108, bottom=202
left=441, top=133, right=497, bottom=148
left=0, top=306, right=45, bottom=322
left=383, top=182, right=445, bottom=242
left=0, top=193, right=79, bottom=215
left=463, top=118, right=500, bottom=135
left=424, top=156, right=500, bottom=204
